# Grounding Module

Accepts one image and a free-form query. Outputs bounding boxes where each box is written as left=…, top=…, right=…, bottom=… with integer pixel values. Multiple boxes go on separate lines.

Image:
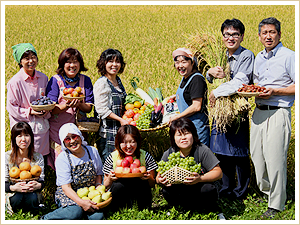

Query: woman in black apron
left=41, top=123, right=104, bottom=220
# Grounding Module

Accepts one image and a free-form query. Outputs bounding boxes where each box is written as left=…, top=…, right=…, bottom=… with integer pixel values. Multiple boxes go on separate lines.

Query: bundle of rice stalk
left=185, top=29, right=229, bottom=88
left=186, top=30, right=251, bottom=132
left=209, top=94, right=251, bottom=133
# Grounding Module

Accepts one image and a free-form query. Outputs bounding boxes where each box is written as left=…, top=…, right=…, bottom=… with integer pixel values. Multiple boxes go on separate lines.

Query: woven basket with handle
left=161, top=165, right=193, bottom=184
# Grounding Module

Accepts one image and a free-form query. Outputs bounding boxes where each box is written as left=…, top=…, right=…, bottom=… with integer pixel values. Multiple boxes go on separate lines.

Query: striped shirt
left=102, top=151, right=158, bottom=174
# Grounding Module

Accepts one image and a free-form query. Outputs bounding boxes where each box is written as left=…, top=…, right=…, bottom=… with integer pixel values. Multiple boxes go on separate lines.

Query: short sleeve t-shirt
left=55, top=146, right=103, bottom=186
left=180, top=73, right=208, bottom=114
left=161, top=145, right=219, bottom=174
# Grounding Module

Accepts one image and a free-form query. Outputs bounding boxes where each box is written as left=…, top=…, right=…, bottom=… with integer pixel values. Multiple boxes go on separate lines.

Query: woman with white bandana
left=7, top=43, right=51, bottom=160
left=41, top=123, right=104, bottom=220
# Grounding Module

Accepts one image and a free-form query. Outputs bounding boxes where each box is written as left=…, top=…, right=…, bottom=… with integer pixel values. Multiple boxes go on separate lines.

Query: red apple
left=126, top=118, right=133, bottom=123
left=132, top=167, right=141, bottom=173
left=63, top=88, right=69, bottom=95
left=139, top=166, right=146, bottom=173
left=72, top=91, right=79, bottom=97
left=68, top=88, right=74, bottom=94
left=121, top=159, right=130, bottom=167
left=130, top=163, right=138, bottom=171
left=122, top=167, right=130, bottom=174
left=116, top=159, right=123, bottom=167
left=74, top=86, right=82, bottom=94
left=133, top=159, right=141, bottom=167
left=130, top=121, right=136, bottom=126
left=125, top=109, right=135, bottom=118
left=115, top=166, right=123, bottom=173
left=125, top=156, right=133, bottom=164
left=133, top=113, right=141, bottom=121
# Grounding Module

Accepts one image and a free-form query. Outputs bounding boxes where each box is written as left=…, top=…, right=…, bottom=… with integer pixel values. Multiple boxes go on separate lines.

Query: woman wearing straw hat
left=7, top=43, right=51, bottom=160
left=169, top=48, right=210, bottom=147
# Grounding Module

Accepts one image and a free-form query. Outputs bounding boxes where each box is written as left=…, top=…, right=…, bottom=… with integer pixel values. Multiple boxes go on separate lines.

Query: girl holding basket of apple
left=102, top=125, right=157, bottom=212
left=41, top=123, right=104, bottom=220
left=46, top=48, right=94, bottom=170
left=5, top=122, right=45, bottom=215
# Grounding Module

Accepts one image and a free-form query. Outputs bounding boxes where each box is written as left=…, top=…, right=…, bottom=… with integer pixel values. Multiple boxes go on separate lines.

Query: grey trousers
left=250, top=107, right=291, bottom=211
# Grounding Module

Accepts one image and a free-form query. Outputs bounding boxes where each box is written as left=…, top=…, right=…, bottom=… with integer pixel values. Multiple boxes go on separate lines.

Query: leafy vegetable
left=124, top=93, right=144, bottom=105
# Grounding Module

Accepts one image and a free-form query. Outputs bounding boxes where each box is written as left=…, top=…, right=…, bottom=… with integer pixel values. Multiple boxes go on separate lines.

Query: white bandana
left=59, top=123, right=88, bottom=151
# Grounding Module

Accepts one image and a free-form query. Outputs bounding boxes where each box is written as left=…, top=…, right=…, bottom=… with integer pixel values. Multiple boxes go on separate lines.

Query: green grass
left=4, top=4, right=296, bottom=220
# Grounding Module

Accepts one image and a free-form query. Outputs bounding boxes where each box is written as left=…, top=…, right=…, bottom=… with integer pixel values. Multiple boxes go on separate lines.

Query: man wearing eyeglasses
left=206, top=18, right=254, bottom=201
left=250, top=17, right=295, bottom=219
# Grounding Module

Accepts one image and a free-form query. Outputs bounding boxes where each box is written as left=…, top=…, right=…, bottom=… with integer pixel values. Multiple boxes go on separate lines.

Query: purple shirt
left=46, top=74, right=94, bottom=104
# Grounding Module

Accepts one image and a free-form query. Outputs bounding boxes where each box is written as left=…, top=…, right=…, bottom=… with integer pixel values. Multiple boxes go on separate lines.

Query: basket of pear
left=77, top=185, right=112, bottom=208
left=9, top=162, right=42, bottom=183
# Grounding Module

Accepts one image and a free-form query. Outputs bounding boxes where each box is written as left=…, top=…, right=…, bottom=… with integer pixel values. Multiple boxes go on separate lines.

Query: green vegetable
left=124, top=93, right=144, bottom=105
left=148, top=87, right=157, bottom=100
left=155, top=87, right=163, bottom=102
left=130, top=77, right=154, bottom=105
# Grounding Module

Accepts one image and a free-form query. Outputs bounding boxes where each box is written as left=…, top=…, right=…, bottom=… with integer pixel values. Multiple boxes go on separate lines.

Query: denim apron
left=176, top=73, right=210, bottom=146
left=55, top=146, right=96, bottom=207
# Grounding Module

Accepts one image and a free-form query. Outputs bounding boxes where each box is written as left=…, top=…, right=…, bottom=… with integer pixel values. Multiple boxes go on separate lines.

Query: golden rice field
left=4, top=4, right=296, bottom=148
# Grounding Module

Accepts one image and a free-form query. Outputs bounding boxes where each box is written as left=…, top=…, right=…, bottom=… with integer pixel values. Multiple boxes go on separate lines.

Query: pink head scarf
left=172, top=48, right=193, bottom=60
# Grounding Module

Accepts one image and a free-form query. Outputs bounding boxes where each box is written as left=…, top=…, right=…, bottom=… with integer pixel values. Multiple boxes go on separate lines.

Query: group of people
left=5, top=16, right=295, bottom=220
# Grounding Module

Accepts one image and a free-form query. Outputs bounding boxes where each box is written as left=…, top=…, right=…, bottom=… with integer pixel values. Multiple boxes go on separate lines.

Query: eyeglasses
left=223, top=32, right=241, bottom=39
left=64, top=134, right=80, bottom=143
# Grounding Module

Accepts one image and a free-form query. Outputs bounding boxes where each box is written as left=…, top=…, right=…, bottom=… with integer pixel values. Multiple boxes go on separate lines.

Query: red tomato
left=125, top=109, right=135, bottom=118
left=168, top=99, right=174, bottom=103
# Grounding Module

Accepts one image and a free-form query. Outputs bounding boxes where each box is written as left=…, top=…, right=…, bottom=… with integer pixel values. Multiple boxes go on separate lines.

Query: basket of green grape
left=157, top=152, right=202, bottom=184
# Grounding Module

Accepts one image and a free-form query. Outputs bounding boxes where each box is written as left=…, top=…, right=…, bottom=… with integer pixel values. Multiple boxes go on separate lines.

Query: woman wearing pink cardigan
left=7, top=43, right=51, bottom=162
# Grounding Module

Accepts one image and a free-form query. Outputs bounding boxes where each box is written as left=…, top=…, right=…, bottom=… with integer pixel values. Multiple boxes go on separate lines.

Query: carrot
left=154, top=97, right=158, bottom=106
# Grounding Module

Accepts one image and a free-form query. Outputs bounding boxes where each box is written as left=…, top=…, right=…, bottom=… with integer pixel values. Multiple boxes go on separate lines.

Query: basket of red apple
left=114, top=156, right=147, bottom=178
left=76, top=115, right=100, bottom=133
left=62, top=87, right=85, bottom=101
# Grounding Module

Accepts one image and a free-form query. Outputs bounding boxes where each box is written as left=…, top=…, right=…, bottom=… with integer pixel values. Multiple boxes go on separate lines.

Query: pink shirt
left=6, top=68, right=51, bottom=155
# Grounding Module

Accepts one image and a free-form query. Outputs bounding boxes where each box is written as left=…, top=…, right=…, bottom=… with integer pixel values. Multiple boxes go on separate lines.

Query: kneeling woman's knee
left=67, top=205, right=84, bottom=220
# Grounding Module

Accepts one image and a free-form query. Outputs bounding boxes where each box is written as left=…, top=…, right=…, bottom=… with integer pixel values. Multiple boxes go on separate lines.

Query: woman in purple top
left=46, top=48, right=94, bottom=170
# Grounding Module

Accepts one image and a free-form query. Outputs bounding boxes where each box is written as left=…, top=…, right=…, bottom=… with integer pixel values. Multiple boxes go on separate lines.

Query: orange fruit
left=133, top=108, right=139, bottom=113
left=19, top=162, right=31, bottom=171
left=140, top=106, right=146, bottom=111
left=30, top=165, right=42, bottom=177
left=125, top=103, right=134, bottom=110
left=9, top=167, right=20, bottom=178
left=138, top=110, right=144, bottom=114
left=133, top=101, right=142, bottom=108
left=20, top=171, right=32, bottom=180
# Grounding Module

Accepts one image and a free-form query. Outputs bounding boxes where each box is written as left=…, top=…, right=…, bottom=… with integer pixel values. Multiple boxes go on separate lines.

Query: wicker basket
left=161, top=165, right=193, bottom=184
left=96, top=197, right=112, bottom=208
left=139, top=122, right=168, bottom=132
left=76, top=121, right=100, bottom=132
left=63, top=95, right=85, bottom=101
left=30, top=102, right=56, bottom=112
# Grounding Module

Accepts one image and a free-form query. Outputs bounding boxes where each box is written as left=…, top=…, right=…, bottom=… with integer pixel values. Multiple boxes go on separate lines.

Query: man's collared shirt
left=254, top=42, right=295, bottom=107
left=206, top=45, right=255, bottom=97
